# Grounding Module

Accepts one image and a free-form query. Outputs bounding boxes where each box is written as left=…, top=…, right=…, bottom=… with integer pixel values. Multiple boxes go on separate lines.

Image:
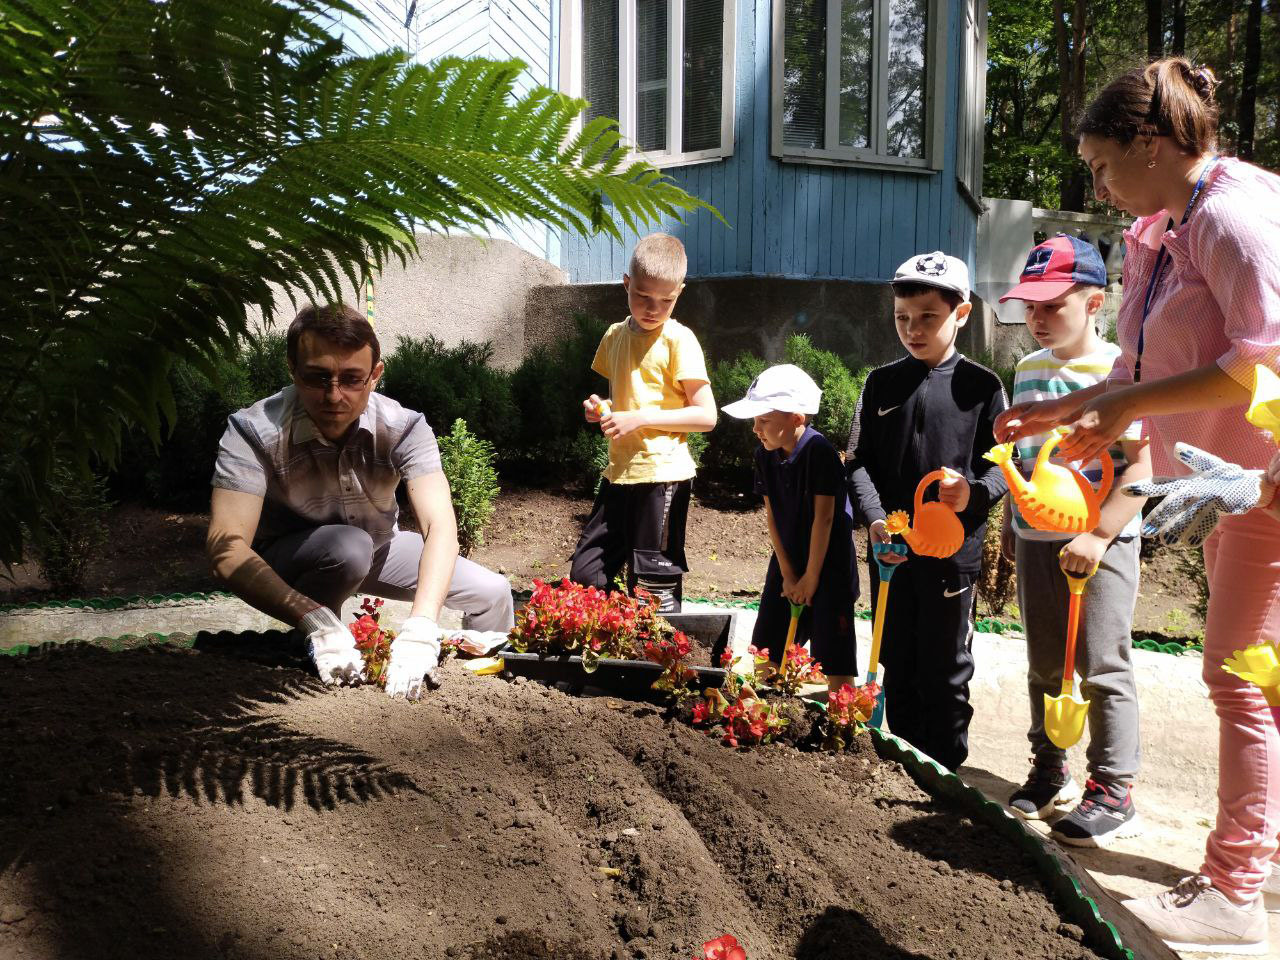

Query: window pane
left=682, top=0, right=723, bottom=153
left=636, top=0, right=668, bottom=152
left=886, top=0, right=926, bottom=158
left=838, top=0, right=872, bottom=147
left=782, top=0, right=825, bottom=149
left=583, top=0, right=619, bottom=126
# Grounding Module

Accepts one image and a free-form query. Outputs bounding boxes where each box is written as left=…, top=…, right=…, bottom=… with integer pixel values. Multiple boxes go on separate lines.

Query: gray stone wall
left=250, top=234, right=566, bottom=370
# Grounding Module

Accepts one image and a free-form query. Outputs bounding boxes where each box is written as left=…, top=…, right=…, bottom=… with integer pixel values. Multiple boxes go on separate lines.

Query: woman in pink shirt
left=997, top=58, right=1280, bottom=954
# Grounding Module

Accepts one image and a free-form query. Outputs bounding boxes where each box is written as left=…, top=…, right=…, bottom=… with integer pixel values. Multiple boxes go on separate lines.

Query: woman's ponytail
left=1077, top=56, right=1219, bottom=154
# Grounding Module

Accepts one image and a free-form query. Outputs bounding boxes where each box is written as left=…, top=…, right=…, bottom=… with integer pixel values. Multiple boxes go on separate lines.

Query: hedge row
left=109, top=319, right=874, bottom=507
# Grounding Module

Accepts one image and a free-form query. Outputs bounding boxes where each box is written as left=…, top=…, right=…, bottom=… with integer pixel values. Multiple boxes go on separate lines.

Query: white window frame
left=559, top=0, right=737, bottom=168
left=956, top=0, right=987, bottom=206
left=770, top=0, right=947, bottom=171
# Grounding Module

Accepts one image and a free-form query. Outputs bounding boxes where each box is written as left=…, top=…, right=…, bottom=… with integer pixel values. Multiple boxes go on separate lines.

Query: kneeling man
left=207, top=303, right=514, bottom=699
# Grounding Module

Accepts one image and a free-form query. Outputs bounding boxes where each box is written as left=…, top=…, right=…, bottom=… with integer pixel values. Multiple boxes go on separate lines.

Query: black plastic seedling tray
left=499, top=652, right=727, bottom=704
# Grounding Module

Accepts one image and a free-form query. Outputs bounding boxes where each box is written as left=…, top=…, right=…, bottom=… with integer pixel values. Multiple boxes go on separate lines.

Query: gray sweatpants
left=260, top=525, right=514, bottom=632
left=1014, top=535, right=1141, bottom=786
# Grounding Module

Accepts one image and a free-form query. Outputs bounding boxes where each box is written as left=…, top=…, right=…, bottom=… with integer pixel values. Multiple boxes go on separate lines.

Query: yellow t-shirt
left=592, top=317, right=709, bottom=484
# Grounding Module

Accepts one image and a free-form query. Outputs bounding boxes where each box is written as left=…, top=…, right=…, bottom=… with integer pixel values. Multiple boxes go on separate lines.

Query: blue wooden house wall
left=558, top=0, right=981, bottom=284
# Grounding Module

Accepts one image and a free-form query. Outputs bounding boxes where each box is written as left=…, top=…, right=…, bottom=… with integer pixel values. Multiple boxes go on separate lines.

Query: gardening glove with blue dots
left=1121, top=442, right=1269, bottom=548
left=300, top=605, right=364, bottom=686
left=385, top=616, right=441, bottom=700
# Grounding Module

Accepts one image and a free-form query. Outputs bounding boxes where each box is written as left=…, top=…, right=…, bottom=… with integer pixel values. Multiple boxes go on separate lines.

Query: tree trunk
left=1239, top=0, right=1262, bottom=159
left=1147, top=0, right=1163, bottom=58
left=1056, top=0, right=1089, bottom=210
left=1171, top=0, right=1185, bottom=54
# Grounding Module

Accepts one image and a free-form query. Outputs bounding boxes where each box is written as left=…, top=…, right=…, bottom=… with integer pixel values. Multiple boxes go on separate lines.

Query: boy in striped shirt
left=998, top=236, right=1152, bottom=847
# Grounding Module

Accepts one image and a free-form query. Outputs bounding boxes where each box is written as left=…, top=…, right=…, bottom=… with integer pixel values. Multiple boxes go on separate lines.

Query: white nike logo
left=942, top=586, right=969, bottom=598
left=878, top=405, right=901, bottom=416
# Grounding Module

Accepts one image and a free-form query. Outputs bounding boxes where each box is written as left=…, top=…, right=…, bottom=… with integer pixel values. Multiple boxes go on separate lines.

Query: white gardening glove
left=1121, top=442, right=1270, bottom=548
left=385, top=616, right=441, bottom=700
left=300, top=606, right=363, bottom=686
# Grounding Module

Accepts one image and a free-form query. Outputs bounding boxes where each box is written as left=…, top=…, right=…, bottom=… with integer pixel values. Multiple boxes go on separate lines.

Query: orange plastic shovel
left=1044, top=556, right=1099, bottom=750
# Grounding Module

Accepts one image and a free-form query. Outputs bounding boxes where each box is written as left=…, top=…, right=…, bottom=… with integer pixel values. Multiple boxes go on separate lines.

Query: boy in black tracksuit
left=846, top=252, right=1008, bottom=770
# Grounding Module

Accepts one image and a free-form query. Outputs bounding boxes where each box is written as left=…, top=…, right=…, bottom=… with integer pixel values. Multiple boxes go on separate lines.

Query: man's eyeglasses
left=296, top=370, right=374, bottom=393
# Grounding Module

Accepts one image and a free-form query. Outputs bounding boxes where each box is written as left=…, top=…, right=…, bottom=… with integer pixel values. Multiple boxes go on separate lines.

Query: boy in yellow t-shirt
left=569, top=233, right=717, bottom=612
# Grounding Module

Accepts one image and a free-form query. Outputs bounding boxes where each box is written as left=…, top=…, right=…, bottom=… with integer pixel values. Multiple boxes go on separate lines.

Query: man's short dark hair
left=890, top=281, right=964, bottom=314
left=287, top=303, right=381, bottom=369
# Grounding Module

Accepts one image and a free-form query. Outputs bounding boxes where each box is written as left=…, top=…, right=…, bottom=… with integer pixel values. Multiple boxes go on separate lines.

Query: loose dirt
left=0, top=639, right=1105, bottom=960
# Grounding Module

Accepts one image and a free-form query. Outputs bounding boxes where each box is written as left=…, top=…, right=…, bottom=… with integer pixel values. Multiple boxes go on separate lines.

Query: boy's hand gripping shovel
left=865, top=542, right=908, bottom=727
left=1043, top=555, right=1098, bottom=750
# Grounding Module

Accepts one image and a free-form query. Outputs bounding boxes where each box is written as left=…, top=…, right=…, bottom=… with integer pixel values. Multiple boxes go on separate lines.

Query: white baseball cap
left=721, top=364, right=822, bottom=419
left=892, top=251, right=971, bottom=302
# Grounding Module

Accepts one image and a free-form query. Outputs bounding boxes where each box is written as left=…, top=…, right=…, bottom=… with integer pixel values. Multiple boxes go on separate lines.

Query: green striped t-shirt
left=1010, top=344, right=1142, bottom=542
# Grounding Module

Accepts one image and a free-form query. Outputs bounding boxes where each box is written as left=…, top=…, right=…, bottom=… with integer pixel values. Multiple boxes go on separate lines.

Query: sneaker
left=1008, top=761, right=1081, bottom=820
left=1264, top=862, right=1280, bottom=915
left=1124, top=875, right=1268, bottom=955
left=1051, top=779, right=1142, bottom=848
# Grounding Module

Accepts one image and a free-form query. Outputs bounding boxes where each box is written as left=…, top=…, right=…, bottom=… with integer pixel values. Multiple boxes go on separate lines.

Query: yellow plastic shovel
left=1246, top=364, right=1280, bottom=445
left=777, top=601, right=805, bottom=678
left=1044, top=557, right=1099, bottom=750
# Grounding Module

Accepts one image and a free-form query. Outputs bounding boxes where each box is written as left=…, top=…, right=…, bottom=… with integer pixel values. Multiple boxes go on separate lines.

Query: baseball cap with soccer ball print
left=999, top=234, right=1107, bottom=303
left=892, top=251, right=970, bottom=303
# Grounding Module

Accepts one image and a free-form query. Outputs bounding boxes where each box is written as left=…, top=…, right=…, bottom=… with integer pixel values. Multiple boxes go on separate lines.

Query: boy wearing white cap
left=724, top=365, right=884, bottom=692
left=844, top=252, right=1009, bottom=769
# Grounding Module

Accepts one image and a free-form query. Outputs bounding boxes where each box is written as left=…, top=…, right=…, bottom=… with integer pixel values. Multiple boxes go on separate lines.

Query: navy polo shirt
left=753, top=427, right=855, bottom=579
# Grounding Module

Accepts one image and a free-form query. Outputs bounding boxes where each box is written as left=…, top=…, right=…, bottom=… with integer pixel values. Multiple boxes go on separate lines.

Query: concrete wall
left=251, top=234, right=567, bottom=370
left=526, top=275, right=1001, bottom=368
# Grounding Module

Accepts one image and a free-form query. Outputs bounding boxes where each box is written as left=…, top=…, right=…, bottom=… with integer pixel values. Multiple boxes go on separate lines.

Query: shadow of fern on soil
left=123, top=716, right=422, bottom=812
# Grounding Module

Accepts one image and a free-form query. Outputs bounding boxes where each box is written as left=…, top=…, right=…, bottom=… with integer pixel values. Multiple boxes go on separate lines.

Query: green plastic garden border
left=0, top=590, right=235, bottom=615
left=867, top=727, right=1136, bottom=960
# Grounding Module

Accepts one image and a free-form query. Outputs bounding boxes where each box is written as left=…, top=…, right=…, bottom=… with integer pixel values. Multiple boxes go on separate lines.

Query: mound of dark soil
left=0, top=640, right=1102, bottom=960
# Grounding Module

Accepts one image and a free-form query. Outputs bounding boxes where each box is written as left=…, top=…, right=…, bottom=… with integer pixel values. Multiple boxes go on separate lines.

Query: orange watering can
left=985, top=429, right=1114, bottom=534
left=1044, top=557, right=1098, bottom=750
left=882, top=469, right=965, bottom=559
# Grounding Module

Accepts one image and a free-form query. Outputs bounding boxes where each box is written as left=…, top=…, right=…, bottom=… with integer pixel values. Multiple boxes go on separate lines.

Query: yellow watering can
left=882, top=469, right=965, bottom=559
left=1246, top=364, right=1280, bottom=445
left=1044, top=557, right=1098, bottom=750
left=985, top=429, right=1114, bottom=534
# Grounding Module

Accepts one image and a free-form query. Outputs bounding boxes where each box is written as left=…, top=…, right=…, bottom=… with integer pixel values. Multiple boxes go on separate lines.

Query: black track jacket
left=845, top=352, right=1009, bottom=572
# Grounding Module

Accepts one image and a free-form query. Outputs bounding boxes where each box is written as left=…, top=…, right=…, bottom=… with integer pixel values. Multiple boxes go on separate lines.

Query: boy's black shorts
left=751, top=556, right=857, bottom=677
left=569, top=478, right=690, bottom=611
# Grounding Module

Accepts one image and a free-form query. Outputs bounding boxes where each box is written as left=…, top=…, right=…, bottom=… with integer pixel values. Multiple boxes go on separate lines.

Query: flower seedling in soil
left=691, top=668, right=788, bottom=748
left=641, top=630, right=698, bottom=705
left=349, top=597, right=459, bottom=688
left=769, top=643, right=826, bottom=698
left=508, top=578, right=673, bottom=672
left=350, top=597, right=396, bottom=687
left=698, top=934, right=746, bottom=960
left=824, top=682, right=878, bottom=751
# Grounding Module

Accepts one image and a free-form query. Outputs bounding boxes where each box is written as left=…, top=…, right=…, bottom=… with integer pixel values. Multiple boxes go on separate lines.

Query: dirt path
left=0, top=641, right=1107, bottom=960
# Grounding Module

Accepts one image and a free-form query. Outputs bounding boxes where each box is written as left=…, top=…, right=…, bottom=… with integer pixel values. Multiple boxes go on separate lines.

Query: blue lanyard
left=1134, top=156, right=1218, bottom=383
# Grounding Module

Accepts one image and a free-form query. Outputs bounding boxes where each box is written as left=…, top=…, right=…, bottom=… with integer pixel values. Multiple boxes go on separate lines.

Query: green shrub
left=505, top=314, right=609, bottom=483
left=111, top=333, right=291, bottom=509
left=438, top=418, right=500, bottom=557
left=25, top=464, right=113, bottom=595
left=379, top=336, right=516, bottom=449
left=699, top=351, right=768, bottom=491
left=566, top=429, right=611, bottom=496
left=784, top=334, right=863, bottom=451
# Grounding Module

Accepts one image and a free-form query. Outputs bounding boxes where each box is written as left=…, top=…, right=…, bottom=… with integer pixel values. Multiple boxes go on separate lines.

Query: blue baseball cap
left=999, top=234, right=1107, bottom=302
